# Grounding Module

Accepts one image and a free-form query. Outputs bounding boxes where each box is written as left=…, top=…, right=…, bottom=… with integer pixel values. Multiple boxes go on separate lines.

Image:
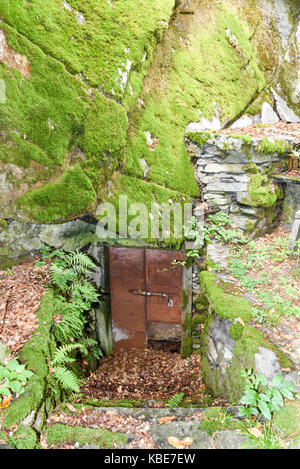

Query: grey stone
left=150, top=422, right=212, bottom=449
left=271, top=88, right=300, bottom=123
left=281, top=180, right=300, bottom=227
left=0, top=443, right=14, bottom=449
left=206, top=316, right=236, bottom=369
left=202, top=174, right=248, bottom=184
left=206, top=182, right=248, bottom=193
left=204, top=163, right=246, bottom=174
left=207, top=239, right=230, bottom=270
left=40, top=220, right=97, bottom=251
left=231, top=203, right=264, bottom=218
left=185, top=111, right=221, bottom=133
left=284, top=371, right=300, bottom=394
left=230, top=115, right=253, bottom=129
left=214, top=430, right=247, bottom=449
left=261, top=102, right=280, bottom=124
left=255, top=347, right=282, bottom=384
left=272, top=0, right=292, bottom=49
left=20, top=410, right=36, bottom=427
left=0, top=340, right=10, bottom=364
left=33, top=404, right=46, bottom=433
left=94, top=302, right=113, bottom=356
left=230, top=213, right=259, bottom=232
left=140, top=158, right=150, bottom=178
left=288, top=210, right=300, bottom=252
left=86, top=244, right=107, bottom=290
left=63, top=1, right=72, bottom=12
left=76, top=11, right=86, bottom=24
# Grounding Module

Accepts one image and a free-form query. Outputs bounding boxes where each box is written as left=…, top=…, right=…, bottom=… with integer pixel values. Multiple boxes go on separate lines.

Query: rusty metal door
left=109, top=248, right=183, bottom=350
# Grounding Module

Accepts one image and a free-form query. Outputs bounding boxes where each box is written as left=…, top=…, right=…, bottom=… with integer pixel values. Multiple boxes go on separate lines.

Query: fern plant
left=167, top=392, right=185, bottom=408
left=42, top=247, right=104, bottom=394
left=49, top=343, right=90, bottom=393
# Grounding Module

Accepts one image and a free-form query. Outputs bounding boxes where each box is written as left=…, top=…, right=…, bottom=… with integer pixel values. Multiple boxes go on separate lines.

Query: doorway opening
left=108, top=247, right=186, bottom=351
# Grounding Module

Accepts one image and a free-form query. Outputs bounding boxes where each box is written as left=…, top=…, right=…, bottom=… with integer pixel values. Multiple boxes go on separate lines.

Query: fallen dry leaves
left=248, top=426, right=264, bottom=439
left=81, top=349, right=204, bottom=401
left=158, top=416, right=177, bottom=424
left=46, top=406, right=157, bottom=449
left=168, top=436, right=193, bottom=449
left=0, top=259, right=49, bottom=353
left=219, top=122, right=300, bottom=142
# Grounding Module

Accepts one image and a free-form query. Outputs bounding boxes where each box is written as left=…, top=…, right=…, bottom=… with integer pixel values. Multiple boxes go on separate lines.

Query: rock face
left=271, top=88, right=300, bottom=123
left=187, top=131, right=298, bottom=237
left=0, top=0, right=299, bottom=227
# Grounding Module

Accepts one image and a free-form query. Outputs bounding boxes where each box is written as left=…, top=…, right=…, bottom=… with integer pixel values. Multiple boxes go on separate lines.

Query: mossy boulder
left=0, top=0, right=299, bottom=229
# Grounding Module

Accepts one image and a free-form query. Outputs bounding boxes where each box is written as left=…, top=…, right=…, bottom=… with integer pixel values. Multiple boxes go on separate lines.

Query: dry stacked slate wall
left=186, top=132, right=299, bottom=237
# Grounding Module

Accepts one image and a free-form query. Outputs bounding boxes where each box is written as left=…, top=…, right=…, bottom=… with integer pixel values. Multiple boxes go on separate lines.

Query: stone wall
left=187, top=131, right=299, bottom=237
left=198, top=271, right=298, bottom=404
left=276, top=175, right=300, bottom=227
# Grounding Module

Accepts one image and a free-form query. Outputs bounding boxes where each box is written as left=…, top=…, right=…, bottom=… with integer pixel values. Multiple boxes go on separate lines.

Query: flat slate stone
left=150, top=421, right=212, bottom=449
left=261, top=102, right=280, bottom=124
left=214, top=430, right=247, bottom=449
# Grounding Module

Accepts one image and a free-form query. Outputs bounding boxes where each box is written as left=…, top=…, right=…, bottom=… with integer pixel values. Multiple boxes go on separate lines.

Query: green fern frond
left=66, top=252, right=97, bottom=274
left=167, top=392, right=185, bottom=408
left=50, top=264, right=76, bottom=290
left=52, top=343, right=88, bottom=366
left=82, top=337, right=104, bottom=359
left=54, top=366, right=81, bottom=392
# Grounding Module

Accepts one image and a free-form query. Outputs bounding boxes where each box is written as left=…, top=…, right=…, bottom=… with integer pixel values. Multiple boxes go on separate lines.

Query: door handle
left=129, top=290, right=174, bottom=307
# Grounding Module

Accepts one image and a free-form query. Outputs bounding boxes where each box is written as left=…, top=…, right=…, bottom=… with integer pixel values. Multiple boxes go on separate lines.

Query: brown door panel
left=109, top=248, right=183, bottom=349
left=146, top=250, right=183, bottom=324
left=113, top=331, right=147, bottom=350
left=109, top=247, right=147, bottom=348
left=111, top=301, right=146, bottom=332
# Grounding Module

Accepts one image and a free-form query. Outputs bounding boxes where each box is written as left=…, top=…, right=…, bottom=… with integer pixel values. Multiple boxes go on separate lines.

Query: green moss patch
left=273, top=400, right=300, bottom=446
left=0, top=426, right=38, bottom=450
left=45, top=423, right=127, bottom=448
left=199, top=271, right=254, bottom=323
left=257, top=138, right=291, bottom=156
left=18, top=165, right=97, bottom=222
left=1, top=0, right=174, bottom=99
left=242, top=172, right=283, bottom=209
left=124, top=3, right=265, bottom=194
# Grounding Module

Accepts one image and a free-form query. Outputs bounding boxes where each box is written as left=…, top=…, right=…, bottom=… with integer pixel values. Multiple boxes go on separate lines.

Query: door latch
left=130, top=290, right=174, bottom=307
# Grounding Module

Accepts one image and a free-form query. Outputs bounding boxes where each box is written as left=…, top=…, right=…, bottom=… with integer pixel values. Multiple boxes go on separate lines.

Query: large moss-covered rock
left=0, top=0, right=299, bottom=227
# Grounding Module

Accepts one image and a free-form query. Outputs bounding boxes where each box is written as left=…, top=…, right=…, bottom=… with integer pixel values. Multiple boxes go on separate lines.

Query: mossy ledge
left=199, top=271, right=293, bottom=404
left=44, top=424, right=127, bottom=449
